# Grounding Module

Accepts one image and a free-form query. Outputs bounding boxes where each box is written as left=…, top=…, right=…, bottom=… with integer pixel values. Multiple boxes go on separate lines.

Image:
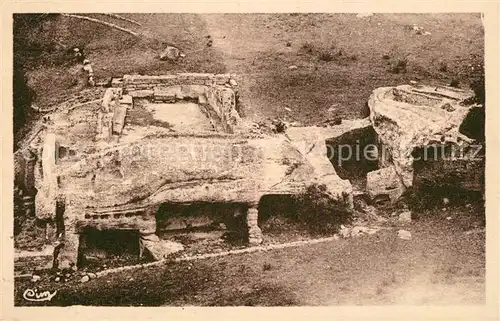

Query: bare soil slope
left=15, top=13, right=483, bottom=140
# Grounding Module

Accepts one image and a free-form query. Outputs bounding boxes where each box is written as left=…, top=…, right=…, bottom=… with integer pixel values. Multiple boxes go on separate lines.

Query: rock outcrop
left=22, top=73, right=356, bottom=270
left=368, top=84, right=483, bottom=189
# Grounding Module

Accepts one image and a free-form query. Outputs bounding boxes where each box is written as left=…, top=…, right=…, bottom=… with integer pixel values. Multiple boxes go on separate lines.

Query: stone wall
left=113, top=73, right=235, bottom=91
left=111, top=73, right=240, bottom=133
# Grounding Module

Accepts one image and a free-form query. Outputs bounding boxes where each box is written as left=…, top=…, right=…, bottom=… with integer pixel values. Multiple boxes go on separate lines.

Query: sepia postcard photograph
left=2, top=1, right=499, bottom=320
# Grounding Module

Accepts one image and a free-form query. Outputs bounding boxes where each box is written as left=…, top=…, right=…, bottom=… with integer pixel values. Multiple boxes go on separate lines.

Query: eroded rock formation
left=16, top=72, right=355, bottom=270
left=367, top=84, right=484, bottom=201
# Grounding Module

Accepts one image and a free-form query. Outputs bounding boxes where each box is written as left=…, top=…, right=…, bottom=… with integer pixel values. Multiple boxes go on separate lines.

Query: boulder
left=159, top=46, right=182, bottom=61
left=397, top=229, right=412, bottom=240
left=398, top=210, right=412, bottom=223
left=366, top=166, right=405, bottom=203
left=140, top=239, right=184, bottom=260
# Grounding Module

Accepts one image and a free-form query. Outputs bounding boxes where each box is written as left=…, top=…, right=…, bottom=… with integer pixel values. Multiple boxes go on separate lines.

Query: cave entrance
left=79, top=228, right=143, bottom=268
left=155, top=202, right=249, bottom=245
left=325, top=126, right=379, bottom=192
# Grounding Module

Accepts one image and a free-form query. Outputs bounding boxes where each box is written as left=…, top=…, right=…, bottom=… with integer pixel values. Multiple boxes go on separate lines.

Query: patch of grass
left=388, top=57, right=408, bottom=74
left=300, top=41, right=354, bottom=65
left=450, top=78, right=460, bottom=88
left=318, top=51, right=334, bottom=62
left=293, top=183, right=353, bottom=236
left=438, top=61, right=448, bottom=72
left=300, top=41, right=316, bottom=54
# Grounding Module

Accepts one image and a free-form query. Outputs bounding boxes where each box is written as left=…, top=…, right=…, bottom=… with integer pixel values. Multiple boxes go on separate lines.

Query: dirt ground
left=13, top=13, right=486, bottom=306
left=14, top=204, right=484, bottom=306
left=15, top=13, right=483, bottom=145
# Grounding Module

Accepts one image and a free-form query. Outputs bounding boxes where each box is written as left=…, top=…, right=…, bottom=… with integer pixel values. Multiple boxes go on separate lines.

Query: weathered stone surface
left=398, top=229, right=412, bottom=240
left=56, top=230, right=80, bottom=269
left=206, top=86, right=241, bottom=132
left=198, top=94, right=208, bottom=105
left=398, top=210, right=412, bottom=223
left=111, top=78, right=123, bottom=87
left=287, top=119, right=372, bottom=208
left=15, top=249, right=54, bottom=275
left=35, top=133, right=58, bottom=220
left=366, top=166, right=405, bottom=203
left=181, top=85, right=207, bottom=98
left=112, top=105, right=127, bottom=135
left=129, top=90, right=154, bottom=98
left=159, top=46, right=181, bottom=61
left=23, top=149, right=37, bottom=196
left=247, top=207, right=263, bottom=245
left=25, top=73, right=361, bottom=270
left=62, top=135, right=311, bottom=208
left=141, top=233, right=160, bottom=242
left=368, top=84, right=481, bottom=188
left=154, top=86, right=180, bottom=102
left=140, top=239, right=184, bottom=260
left=120, top=94, right=133, bottom=107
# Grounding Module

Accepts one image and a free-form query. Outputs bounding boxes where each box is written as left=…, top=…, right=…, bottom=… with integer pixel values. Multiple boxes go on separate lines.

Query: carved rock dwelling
left=16, top=73, right=355, bottom=269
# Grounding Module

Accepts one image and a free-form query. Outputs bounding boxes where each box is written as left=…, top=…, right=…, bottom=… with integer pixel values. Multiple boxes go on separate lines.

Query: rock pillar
left=247, top=206, right=263, bottom=245
left=54, top=205, right=80, bottom=270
